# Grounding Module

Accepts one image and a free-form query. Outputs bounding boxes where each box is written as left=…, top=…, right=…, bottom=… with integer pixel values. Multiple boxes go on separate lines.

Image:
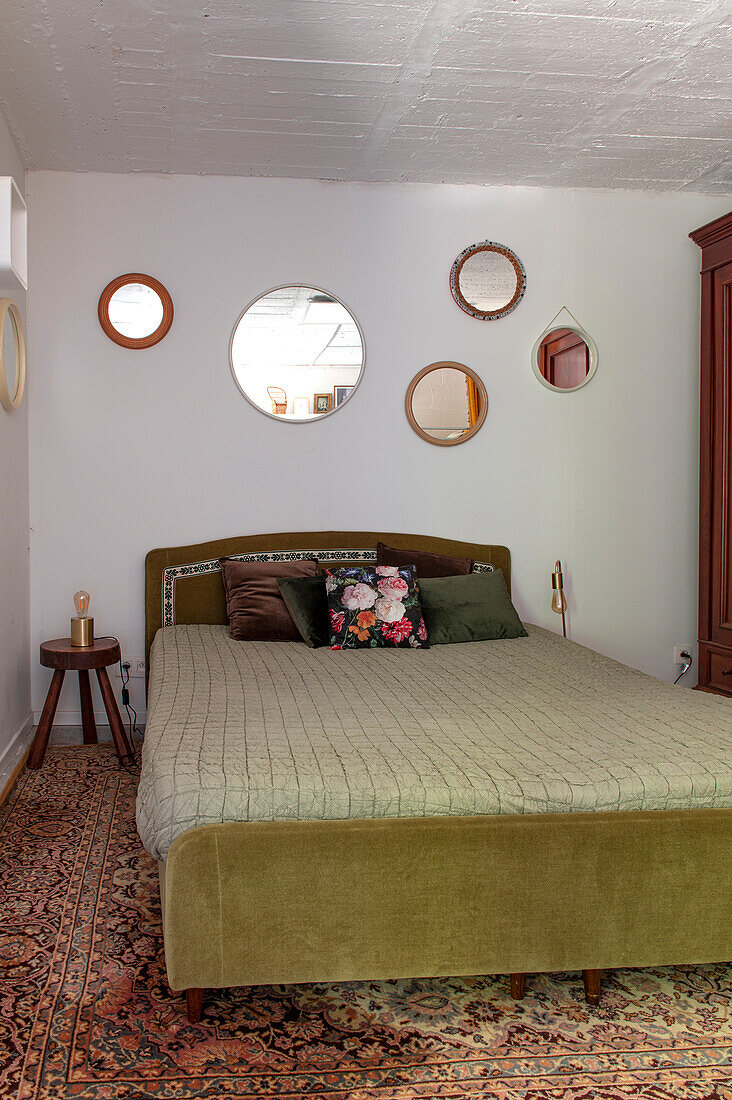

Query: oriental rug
left=1, top=747, right=730, bottom=1100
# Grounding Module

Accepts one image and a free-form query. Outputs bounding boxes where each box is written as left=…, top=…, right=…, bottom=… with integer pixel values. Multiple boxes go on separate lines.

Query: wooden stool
left=28, top=637, right=134, bottom=769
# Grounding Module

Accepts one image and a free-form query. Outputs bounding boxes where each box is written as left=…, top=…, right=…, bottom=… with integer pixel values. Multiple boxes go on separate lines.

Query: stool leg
left=186, top=987, right=204, bottom=1023
left=510, top=973, right=526, bottom=999
left=28, top=670, right=65, bottom=769
left=583, top=969, right=602, bottom=1005
left=95, top=667, right=134, bottom=766
left=78, top=670, right=97, bottom=745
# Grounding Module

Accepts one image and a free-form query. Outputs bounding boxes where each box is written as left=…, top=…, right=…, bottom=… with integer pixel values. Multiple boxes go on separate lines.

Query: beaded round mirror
left=98, top=274, right=174, bottom=349
left=229, top=285, right=365, bottom=422
left=405, top=361, right=488, bottom=446
left=450, top=241, right=526, bottom=320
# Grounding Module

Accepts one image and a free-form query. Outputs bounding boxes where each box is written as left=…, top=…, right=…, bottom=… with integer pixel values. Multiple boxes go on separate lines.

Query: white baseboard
left=0, top=712, right=34, bottom=794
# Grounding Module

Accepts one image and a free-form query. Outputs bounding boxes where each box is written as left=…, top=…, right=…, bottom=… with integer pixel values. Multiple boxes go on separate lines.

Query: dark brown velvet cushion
left=219, top=557, right=319, bottom=641
left=376, top=541, right=473, bottom=578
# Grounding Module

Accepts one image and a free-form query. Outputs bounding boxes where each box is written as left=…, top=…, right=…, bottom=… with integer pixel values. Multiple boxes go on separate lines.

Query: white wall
left=26, top=171, right=729, bottom=724
left=0, top=113, right=30, bottom=784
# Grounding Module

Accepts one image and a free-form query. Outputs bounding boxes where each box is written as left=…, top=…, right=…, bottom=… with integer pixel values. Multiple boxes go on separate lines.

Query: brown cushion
left=376, top=541, right=473, bottom=578
left=219, top=557, right=319, bottom=641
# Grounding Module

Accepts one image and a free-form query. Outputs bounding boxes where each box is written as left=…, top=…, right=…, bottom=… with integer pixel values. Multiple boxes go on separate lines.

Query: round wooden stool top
left=40, top=637, right=121, bottom=671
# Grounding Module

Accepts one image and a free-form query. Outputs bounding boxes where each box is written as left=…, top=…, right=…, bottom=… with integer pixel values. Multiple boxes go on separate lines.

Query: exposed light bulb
left=74, top=590, right=91, bottom=618
left=550, top=587, right=567, bottom=614
left=550, top=560, right=567, bottom=638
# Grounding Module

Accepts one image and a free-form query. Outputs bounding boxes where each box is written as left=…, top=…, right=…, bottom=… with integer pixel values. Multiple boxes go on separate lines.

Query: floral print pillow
left=325, top=566, right=429, bottom=649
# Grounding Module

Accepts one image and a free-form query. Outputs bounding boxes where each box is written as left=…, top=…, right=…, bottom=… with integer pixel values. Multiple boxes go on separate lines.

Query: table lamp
left=71, top=589, right=94, bottom=647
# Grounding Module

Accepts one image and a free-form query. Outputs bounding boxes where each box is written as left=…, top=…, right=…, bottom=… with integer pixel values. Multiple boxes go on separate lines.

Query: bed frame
left=144, top=531, right=732, bottom=1023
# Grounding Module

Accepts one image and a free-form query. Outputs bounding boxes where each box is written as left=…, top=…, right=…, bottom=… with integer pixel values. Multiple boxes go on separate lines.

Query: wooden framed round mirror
left=0, top=298, right=26, bottom=412
left=450, top=241, right=526, bottom=320
left=98, top=273, right=174, bottom=349
left=531, top=324, right=598, bottom=392
left=405, top=361, right=488, bottom=446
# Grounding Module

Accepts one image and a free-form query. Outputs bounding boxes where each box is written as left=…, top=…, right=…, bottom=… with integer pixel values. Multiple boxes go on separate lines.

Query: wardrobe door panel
left=710, top=260, right=732, bottom=646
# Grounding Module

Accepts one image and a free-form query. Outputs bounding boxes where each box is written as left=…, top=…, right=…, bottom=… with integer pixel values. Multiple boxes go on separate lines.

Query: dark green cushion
left=420, top=570, right=527, bottom=644
left=277, top=575, right=329, bottom=648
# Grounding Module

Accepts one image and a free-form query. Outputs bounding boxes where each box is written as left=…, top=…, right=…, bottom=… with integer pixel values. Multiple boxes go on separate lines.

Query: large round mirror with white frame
left=531, top=323, right=598, bottom=392
left=229, top=285, right=365, bottom=422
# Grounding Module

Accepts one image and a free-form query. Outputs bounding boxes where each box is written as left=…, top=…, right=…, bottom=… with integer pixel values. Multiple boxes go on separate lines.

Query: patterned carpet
left=1, top=747, right=731, bottom=1100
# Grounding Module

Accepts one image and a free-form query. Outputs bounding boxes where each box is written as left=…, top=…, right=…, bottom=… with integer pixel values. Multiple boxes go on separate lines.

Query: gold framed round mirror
left=98, top=273, right=174, bottom=349
left=229, top=284, right=365, bottom=422
left=450, top=241, right=526, bottom=320
left=0, top=298, right=26, bottom=412
left=405, top=361, right=488, bottom=446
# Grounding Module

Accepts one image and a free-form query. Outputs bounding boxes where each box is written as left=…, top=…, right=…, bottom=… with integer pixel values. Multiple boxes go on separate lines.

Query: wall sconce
left=551, top=561, right=567, bottom=638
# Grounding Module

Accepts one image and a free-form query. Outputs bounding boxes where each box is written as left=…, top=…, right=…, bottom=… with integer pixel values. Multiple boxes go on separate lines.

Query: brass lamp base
left=71, top=616, right=94, bottom=647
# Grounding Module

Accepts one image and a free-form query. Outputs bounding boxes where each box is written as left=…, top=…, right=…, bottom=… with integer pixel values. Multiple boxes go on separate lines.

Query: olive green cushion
left=277, top=575, right=329, bottom=648
left=420, top=570, right=527, bottom=644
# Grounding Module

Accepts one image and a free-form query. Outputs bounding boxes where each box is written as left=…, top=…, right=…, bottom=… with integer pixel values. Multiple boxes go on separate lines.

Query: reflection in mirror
left=450, top=241, right=526, bottom=320
left=108, top=283, right=164, bottom=339
left=532, top=324, right=598, bottom=392
left=405, top=361, right=487, bottom=447
left=4, top=308, right=16, bottom=401
left=98, top=273, right=174, bottom=349
left=230, top=286, right=365, bottom=421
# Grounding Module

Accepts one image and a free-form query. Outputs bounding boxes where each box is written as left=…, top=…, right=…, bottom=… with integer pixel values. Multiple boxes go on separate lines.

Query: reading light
left=71, top=589, right=94, bottom=647
left=551, top=560, right=567, bottom=638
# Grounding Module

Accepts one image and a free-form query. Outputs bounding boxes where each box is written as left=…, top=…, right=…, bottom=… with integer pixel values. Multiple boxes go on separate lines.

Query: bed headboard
left=144, top=531, right=511, bottom=664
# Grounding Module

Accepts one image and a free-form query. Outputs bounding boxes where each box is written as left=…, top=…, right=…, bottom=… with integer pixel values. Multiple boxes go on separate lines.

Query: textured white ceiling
left=0, top=0, right=729, bottom=191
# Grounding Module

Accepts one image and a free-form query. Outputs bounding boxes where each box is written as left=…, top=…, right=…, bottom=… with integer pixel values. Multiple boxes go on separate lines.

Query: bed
left=140, top=532, right=732, bottom=1023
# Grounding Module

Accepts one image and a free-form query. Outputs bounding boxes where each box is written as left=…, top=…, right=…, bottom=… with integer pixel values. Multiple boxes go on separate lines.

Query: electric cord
left=118, top=659, right=142, bottom=771
left=674, top=650, right=693, bottom=684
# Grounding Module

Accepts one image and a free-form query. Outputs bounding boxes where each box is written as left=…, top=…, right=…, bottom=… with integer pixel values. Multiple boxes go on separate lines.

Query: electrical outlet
left=673, top=645, right=693, bottom=665
left=120, top=657, right=146, bottom=678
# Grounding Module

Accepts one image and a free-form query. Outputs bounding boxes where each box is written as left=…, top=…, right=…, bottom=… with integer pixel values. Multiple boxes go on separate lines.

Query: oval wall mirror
left=98, top=273, right=174, bottom=349
left=450, top=241, right=526, bottom=320
left=229, top=285, right=365, bottom=422
left=405, top=361, right=487, bottom=446
left=532, top=325, right=598, bottom=392
left=0, top=298, right=26, bottom=412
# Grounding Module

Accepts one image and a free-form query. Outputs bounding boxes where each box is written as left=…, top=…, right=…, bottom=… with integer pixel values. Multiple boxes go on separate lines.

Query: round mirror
left=405, top=361, right=487, bottom=446
left=0, top=299, right=26, bottom=412
left=98, top=274, right=174, bottom=349
left=450, top=241, right=526, bottom=320
left=229, top=285, right=365, bottom=422
left=532, top=326, right=598, bottom=392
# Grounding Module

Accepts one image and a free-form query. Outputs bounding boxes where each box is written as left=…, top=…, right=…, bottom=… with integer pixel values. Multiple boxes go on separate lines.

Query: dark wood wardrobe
left=691, top=210, right=732, bottom=695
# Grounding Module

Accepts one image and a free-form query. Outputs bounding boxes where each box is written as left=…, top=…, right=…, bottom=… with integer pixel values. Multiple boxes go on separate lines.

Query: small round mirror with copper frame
left=98, top=273, right=174, bottom=349
left=405, top=361, right=488, bottom=446
left=450, top=241, right=526, bottom=320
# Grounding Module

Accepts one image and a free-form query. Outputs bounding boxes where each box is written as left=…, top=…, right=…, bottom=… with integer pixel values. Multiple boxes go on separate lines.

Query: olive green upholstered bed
left=141, top=532, right=732, bottom=1023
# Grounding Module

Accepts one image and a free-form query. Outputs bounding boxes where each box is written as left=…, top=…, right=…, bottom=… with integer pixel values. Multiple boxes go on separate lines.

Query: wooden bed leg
left=186, top=987, right=204, bottom=1023
left=583, top=969, right=602, bottom=1005
left=509, top=973, right=526, bottom=999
